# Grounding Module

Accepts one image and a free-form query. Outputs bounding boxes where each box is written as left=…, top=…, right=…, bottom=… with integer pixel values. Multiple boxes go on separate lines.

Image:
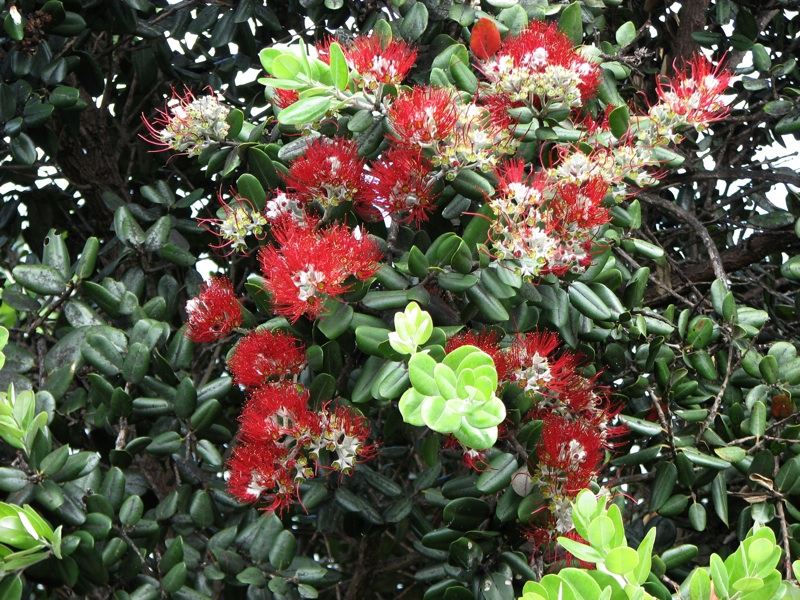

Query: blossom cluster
left=142, top=87, right=230, bottom=156
left=446, top=329, right=619, bottom=534
left=227, top=381, right=375, bottom=513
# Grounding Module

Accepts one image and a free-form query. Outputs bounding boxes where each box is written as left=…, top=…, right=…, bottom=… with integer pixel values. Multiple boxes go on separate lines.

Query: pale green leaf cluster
left=0, top=328, right=48, bottom=456
left=0, top=502, right=62, bottom=579
left=519, top=490, right=800, bottom=600
left=393, top=304, right=504, bottom=450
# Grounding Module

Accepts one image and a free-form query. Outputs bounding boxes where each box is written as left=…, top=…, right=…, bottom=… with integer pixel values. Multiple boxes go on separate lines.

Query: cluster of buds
left=227, top=381, right=374, bottom=513
left=142, top=88, right=230, bottom=156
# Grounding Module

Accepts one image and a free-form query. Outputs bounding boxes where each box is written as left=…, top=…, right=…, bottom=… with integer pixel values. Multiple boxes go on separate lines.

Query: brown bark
left=674, top=0, right=712, bottom=64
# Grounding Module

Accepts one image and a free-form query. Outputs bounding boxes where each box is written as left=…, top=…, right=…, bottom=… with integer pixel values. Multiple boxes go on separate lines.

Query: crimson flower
left=258, top=216, right=382, bottom=322
left=388, top=86, right=459, bottom=147
left=227, top=329, right=306, bottom=388
left=655, top=54, right=730, bottom=126
left=538, top=414, right=605, bottom=494
left=482, top=20, right=600, bottom=110
left=344, top=35, right=418, bottom=88
left=284, top=138, right=365, bottom=209
left=363, top=147, right=437, bottom=225
left=185, top=277, right=242, bottom=342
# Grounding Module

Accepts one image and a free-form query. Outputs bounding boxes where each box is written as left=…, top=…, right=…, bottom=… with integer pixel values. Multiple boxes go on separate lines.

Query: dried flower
left=227, top=329, right=306, bottom=388
left=185, top=277, right=242, bottom=342
left=142, top=87, right=230, bottom=156
left=285, top=138, right=366, bottom=209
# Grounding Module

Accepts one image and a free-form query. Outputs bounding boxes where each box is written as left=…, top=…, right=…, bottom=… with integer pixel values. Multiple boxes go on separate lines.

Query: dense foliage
left=2, top=0, right=800, bottom=599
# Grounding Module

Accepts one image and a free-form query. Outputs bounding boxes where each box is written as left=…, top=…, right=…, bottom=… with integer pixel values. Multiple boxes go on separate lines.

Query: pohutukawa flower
left=227, top=329, right=306, bottom=388
left=490, top=158, right=548, bottom=219
left=481, top=20, right=600, bottom=112
left=364, top=147, right=437, bottom=225
left=285, top=138, right=365, bottom=209
left=258, top=215, right=382, bottom=322
left=537, top=414, right=605, bottom=495
left=388, top=86, right=459, bottom=147
left=652, top=54, right=730, bottom=130
left=344, top=35, right=418, bottom=89
left=185, top=277, right=242, bottom=342
left=198, top=192, right=267, bottom=255
left=142, top=87, right=230, bottom=156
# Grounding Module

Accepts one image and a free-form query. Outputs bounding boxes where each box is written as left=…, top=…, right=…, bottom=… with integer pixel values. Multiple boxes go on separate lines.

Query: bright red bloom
left=482, top=20, right=600, bottom=109
left=655, top=54, right=730, bottom=126
left=505, top=330, right=561, bottom=389
left=446, top=330, right=511, bottom=382
left=284, top=138, right=365, bottom=209
left=227, top=329, right=306, bottom=388
left=471, top=18, right=502, bottom=60
left=238, top=383, right=319, bottom=445
left=272, top=87, right=299, bottom=109
left=364, top=147, right=437, bottom=225
left=344, top=35, right=418, bottom=88
left=227, top=440, right=298, bottom=512
left=258, top=216, right=382, bottom=322
left=388, top=86, right=459, bottom=147
left=538, top=413, right=605, bottom=494
left=185, top=277, right=242, bottom=342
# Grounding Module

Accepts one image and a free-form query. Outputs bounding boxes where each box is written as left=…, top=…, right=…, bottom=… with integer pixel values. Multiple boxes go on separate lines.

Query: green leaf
left=776, top=110, right=800, bottom=135
left=476, top=453, right=518, bottom=494
left=615, top=21, right=636, bottom=47
left=558, top=2, right=583, bottom=46
left=714, top=447, right=747, bottom=463
left=557, top=536, right=603, bottom=564
left=329, top=42, right=349, bottom=91
left=236, top=173, right=266, bottom=209
left=751, top=400, right=766, bottom=438
left=608, top=105, right=630, bottom=138
left=568, top=282, right=613, bottom=321
left=399, top=2, right=428, bottom=41
left=605, top=546, right=638, bottom=575
left=711, top=472, right=728, bottom=526
left=12, top=265, right=67, bottom=296
left=277, top=96, right=331, bottom=125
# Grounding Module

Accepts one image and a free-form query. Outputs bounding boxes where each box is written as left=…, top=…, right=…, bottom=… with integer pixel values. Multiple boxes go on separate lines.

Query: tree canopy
left=2, top=1, right=800, bottom=599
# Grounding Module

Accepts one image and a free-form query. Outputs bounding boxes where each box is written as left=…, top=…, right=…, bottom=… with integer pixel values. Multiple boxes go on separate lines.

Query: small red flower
left=344, top=35, right=418, bottom=88
left=285, top=138, right=365, bottom=209
left=227, top=330, right=306, bottom=388
left=227, top=441, right=300, bottom=513
left=364, top=147, right=437, bottom=225
left=258, top=216, right=382, bottom=322
left=388, top=86, right=459, bottom=147
left=185, top=277, right=242, bottom=342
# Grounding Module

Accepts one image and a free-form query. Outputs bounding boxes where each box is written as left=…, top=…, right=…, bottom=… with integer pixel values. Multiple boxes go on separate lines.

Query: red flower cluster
left=343, top=36, right=418, bottom=89
left=227, top=329, right=306, bottom=388
left=481, top=20, right=600, bottom=112
left=363, top=147, right=438, bottom=225
left=488, top=159, right=611, bottom=278
left=185, top=277, right=242, bottom=342
left=285, top=138, right=365, bottom=210
left=258, top=215, right=382, bottom=322
left=654, top=54, right=731, bottom=127
left=227, top=383, right=374, bottom=513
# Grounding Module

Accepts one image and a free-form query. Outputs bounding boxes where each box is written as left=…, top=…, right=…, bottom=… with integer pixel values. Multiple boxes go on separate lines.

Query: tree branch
left=638, top=191, right=729, bottom=286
